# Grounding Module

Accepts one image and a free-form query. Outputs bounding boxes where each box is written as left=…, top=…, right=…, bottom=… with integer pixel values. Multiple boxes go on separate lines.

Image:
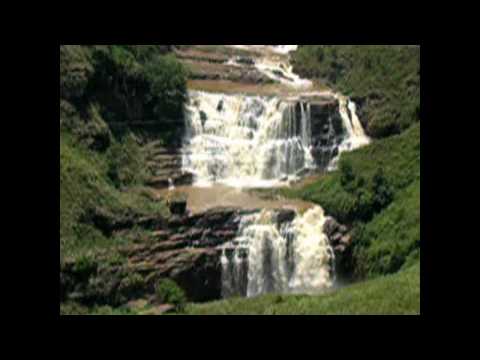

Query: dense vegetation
left=60, top=132, right=168, bottom=259
left=291, top=45, right=420, bottom=138
left=60, top=45, right=187, bottom=260
left=60, top=45, right=187, bottom=146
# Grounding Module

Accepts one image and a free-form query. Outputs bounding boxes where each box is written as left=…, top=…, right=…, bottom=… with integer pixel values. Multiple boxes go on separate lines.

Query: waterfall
left=328, top=95, right=371, bottom=171
left=221, top=206, right=335, bottom=298
left=182, top=91, right=316, bottom=188
left=168, top=178, right=175, bottom=191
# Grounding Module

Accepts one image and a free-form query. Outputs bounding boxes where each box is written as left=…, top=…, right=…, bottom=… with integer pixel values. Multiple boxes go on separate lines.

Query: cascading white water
left=327, top=95, right=371, bottom=171
left=180, top=45, right=371, bottom=299
left=228, top=45, right=298, bottom=55
left=221, top=206, right=335, bottom=298
left=182, top=91, right=315, bottom=188
left=168, top=178, right=175, bottom=191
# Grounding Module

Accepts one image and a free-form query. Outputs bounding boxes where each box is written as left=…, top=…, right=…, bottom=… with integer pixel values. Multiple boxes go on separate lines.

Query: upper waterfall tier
left=182, top=91, right=316, bottom=188
left=181, top=91, right=370, bottom=188
left=226, top=45, right=312, bottom=89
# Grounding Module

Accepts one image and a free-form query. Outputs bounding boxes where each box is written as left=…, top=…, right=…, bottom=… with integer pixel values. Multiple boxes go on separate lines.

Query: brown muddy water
left=155, top=184, right=314, bottom=215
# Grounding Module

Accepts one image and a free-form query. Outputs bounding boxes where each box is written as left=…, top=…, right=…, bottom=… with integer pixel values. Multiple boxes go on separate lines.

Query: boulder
left=169, top=198, right=187, bottom=216
left=235, top=56, right=255, bottom=66
left=274, top=209, right=296, bottom=227
left=323, top=217, right=340, bottom=237
left=217, top=99, right=224, bottom=112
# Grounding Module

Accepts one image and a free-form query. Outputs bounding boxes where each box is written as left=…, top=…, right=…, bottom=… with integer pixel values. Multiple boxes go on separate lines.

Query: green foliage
left=60, top=45, right=93, bottom=100
left=185, top=262, right=420, bottom=315
left=117, top=273, right=146, bottom=303
left=156, top=279, right=187, bottom=312
left=291, top=45, right=420, bottom=138
left=60, top=132, right=167, bottom=259
left=107, top=134, right=147, bottom=188
left=143, top=54, right=188, bottom=120
left=60, top=302, right=138, bottom=315
left=61, top=103, right=112, bottom=152
left=72, top=254, right=97, bottom=276
left=60, top=45, right=187, bottom=147
left=353, top=180, right=420, bottom=278
left=86, top=46, right=187, bottom=125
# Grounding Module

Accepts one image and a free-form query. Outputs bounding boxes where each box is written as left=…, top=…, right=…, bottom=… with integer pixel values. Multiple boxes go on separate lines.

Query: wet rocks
left=297, top=98, right=345, bottom=170
left=323, top=217, right=351, bottom=254
left=145, top=141, right=194, bottom=190
left=217, top=99, right=224, bottom=112
left=234, top=56, right=255, bottom=66
left=168, top=198, right=187, bottom=216
left=61, top=207, right=261, bottom=307
left=274, top=209, right=296, bottom=227
left=80, top=206, right=167, bottom=237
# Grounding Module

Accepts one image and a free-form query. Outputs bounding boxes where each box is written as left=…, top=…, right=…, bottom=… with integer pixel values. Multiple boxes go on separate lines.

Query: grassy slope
left=60, top=45, right=187, bottom=260
left=60, top=132, right=169, bottom=259
left=185, top=261, right=419, bottom=315
left=353, top=179, right=420, bottom=278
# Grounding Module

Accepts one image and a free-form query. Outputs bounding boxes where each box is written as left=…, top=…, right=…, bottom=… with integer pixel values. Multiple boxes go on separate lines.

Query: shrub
left=156, top=279, right=187, bottom=312
left=143, top=54, right=187, bottom=121
left=106, top=134, right=147, bottom=188
left=72, top=254, right=97, bottom=279
left=117, top=273, right=146, bottom=303
left=60, top=45, right=93, bottom=100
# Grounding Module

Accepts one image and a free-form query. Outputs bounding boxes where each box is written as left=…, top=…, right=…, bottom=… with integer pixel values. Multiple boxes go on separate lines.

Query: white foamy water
left=229, top=45, right=298, bottom=55
left=327, top=95, right=371, bottom=171
left=221, top=206, right=335, bottom=298
left=227, top=45, right=312, bottom=89
left=182, top=91, right=315, bottom=188
left=254, top=57, right=313, bottom=89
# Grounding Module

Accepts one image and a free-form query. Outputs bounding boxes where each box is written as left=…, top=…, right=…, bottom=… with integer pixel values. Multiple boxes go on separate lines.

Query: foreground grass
left=185, top=262, right=419, bottom=315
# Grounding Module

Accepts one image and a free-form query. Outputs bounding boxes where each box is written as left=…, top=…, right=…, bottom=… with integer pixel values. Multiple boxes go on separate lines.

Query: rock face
left=168, top=198, right=187, bottom=216
left=182, top=59, right=272, bottom=84
left=145, top=143, right=194, bottom=189
left=296, top=98, right=346, bottom=170
left=61, top=207, right=260, bottom=307
left=323, top=217, right=351, bottom=254
left=323, top=216, right=353, bottom=279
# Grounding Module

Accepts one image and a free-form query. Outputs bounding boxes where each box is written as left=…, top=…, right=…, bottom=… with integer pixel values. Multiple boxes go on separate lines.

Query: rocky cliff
left=61, top=202, right=352, bottom=307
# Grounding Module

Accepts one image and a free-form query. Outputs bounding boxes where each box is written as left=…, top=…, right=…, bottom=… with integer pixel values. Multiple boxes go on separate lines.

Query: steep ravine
left=61, top=45, right=372, bottom=309
left=156, top=46, right=370, bottom=299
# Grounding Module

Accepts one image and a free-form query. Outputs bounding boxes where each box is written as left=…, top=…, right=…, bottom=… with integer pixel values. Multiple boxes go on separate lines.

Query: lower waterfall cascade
left=220, top=206, right=335, bottom=298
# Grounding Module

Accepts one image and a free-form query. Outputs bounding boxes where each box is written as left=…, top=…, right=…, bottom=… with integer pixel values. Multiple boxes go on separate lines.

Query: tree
left=143, top=54, right=187, bottom=121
